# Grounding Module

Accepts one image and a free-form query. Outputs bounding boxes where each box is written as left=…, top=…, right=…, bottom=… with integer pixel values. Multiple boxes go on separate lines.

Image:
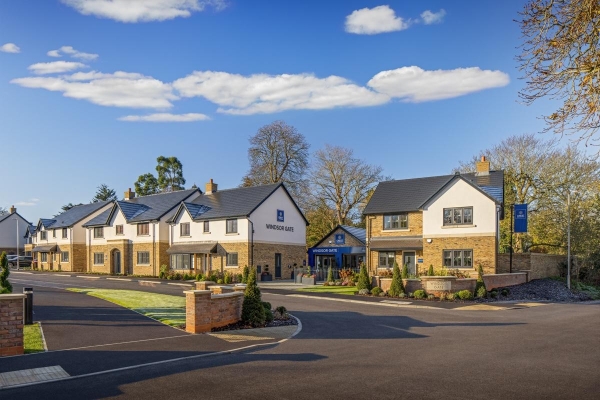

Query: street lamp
left=13, top=217, right=20, bottom=270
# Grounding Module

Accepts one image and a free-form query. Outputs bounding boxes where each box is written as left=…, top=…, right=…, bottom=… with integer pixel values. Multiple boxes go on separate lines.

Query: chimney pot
left=124, top=188, right=135, bottom=200
left=476, top=156, right=490, bottom=176
left=9, top=205, right=16, bottom=214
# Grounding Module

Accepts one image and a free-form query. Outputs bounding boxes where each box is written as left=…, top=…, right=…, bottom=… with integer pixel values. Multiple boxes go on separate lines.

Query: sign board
left=417, top=258, right=424, bottom=264
left=426, top=281, right=451, bottom=292
left=277, top=209, right=285, bottom=222
left=514, top=204, right=528, bottom=233
left=334, top=233, right=345, bottom=245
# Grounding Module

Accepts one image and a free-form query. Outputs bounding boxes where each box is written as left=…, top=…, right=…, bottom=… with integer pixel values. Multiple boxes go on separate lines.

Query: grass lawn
left=67, top=289, right=186, bottom=328
left=297, top=286, right=358, bottom=295
left=24, top=322, right=45, bottom=354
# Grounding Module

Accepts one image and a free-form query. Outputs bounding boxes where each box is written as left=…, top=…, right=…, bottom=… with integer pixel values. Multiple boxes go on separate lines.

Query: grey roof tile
left=363, top=171, right=504, bottom=215
left=38, top=201, right=111, bottom=229
left=340, top=225, right=367, bottom=244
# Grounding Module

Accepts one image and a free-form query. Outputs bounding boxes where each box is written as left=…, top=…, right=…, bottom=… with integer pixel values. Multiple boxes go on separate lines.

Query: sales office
left=308, top=225, right=367, bottom=271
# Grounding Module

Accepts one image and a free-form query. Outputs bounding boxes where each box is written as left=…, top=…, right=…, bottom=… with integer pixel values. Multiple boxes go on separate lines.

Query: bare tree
left=0, top=206, right=6, bottom=216
left=242, top=121, right=310, bottom=203
left=517, top=0, right=600, bottom=147
left=311, top=144, right=383, bottom=225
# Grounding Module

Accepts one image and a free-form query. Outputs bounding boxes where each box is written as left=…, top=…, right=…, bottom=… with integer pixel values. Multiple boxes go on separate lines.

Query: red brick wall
left=185, top=290, right=244, bottom=333
left=0, top=294, right=25, bottom=357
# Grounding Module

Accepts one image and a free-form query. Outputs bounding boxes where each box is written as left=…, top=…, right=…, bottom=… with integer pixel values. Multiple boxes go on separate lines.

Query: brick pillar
left=184, top=290, right=212, bottom=334
left=194, top=281, right=216, bottom=290
left=0, top=294, right=26, bottom=357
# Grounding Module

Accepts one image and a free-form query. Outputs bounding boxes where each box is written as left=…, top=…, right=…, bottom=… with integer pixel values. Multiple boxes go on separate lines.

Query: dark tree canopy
left=92, top=184, right=117, bottom=203
left=156, top=156, right=186, bottom=192
left=135, top=173, right=160, bottom=197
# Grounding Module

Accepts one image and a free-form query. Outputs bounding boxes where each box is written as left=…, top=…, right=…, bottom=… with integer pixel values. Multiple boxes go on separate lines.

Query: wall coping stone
left=483, top=273, right=527, bottom=277
left=0, top=294, right=26, bottom=300
left=212, top=292, right=244, bottom=299
left=184, top=290, right=211, bottom=295
left=420, top=276, right=458, bottom=280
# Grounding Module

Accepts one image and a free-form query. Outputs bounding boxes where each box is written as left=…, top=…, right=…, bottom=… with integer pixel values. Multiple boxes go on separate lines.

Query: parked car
left=6, top=255, right=33, bottom=268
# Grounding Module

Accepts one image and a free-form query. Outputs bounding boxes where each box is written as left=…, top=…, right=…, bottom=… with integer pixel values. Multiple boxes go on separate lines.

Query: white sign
left=426, top=281, right=451, bottom=291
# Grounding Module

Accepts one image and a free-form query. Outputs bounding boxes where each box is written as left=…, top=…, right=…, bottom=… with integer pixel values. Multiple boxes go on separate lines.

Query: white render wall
left=250, top=186, right=306, bottom=245
left=172, top=209, right=249, bottom=243
left=35, top=203, right=112, bottom=245
left=422, top=178, right=498, bottom=237
left=0, top=214, right=30, bottom=250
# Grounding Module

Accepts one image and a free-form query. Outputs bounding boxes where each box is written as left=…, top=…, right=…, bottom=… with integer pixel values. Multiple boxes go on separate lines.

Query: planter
left=295, top=273, right=303, bottom=284
left=301, top=277, right=316, bottom=285
left=260, top=274, right=273, bottom=282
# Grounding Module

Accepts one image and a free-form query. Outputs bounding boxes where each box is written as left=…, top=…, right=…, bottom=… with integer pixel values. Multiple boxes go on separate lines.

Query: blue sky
left=0, top=0, right=557, bottom=222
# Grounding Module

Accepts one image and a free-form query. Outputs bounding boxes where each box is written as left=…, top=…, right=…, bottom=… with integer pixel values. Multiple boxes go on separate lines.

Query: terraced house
left=166, top=181, right=308, bottom=279
left=33, top=201, right=113, bottom=271
left=82, top=188, right=200, bottom=276
left=363, top=157, right=504, bottom=276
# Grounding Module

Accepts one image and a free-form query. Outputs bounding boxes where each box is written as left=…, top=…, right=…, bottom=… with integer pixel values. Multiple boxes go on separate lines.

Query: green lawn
left=67, top=289, right=186, bottom=328
left=24, top=322, right=45, bottom=354
left=297, top=285, right=358, bottom=295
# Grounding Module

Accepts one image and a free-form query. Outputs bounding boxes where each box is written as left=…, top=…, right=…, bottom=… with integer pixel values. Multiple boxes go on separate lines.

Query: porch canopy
left=32, top=245, right=58, bottom=252
left=369, top=237, right=423, bottom=251
left=166, top=243, right=217, bottom=255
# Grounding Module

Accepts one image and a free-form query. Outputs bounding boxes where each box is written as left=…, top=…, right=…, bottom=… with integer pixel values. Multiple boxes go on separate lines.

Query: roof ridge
left=199, top=182, right=280, bottom=195
left=127, top=188, right=197, bottom=200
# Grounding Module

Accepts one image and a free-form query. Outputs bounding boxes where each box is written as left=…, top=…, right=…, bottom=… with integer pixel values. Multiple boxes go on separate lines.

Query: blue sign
left=417, top=258, right=424, bottom=264
left=277, top=209, right=284, bottom=222
left=335, top=233, right=345, bottom=245
left=514, top=204, right=528, bottom=233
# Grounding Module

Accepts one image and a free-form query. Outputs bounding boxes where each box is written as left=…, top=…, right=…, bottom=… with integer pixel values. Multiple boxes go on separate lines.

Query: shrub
left=490, top=290, right=498, bottom=298
left=388, top=262, right=405, bottom=297
left=427, top=294, right=435, bottom=300
left=477, top=285, right=487, bottom=299
left=224, top=272, right=233, bottom=284
left=262, top=301, right=272, bottom=310
left=241, top=267, right=266, bottom=327
left=414, top=289, right=426, bottom=299
left=356, top=263, right=371, bottom=291
left=399, top=292, right=407, bottom=298
left=458, top=290, right=474, bottom=300
left=159, top=264, right=168, bottom=279
left=235, top=273, right=243, bottom=283
left=327, top=266, right=334, bottom=283
left=217, top=278, right=224, bottom=284
left=501, top=289, right=510, bottom=296
left=275, top=305, right=287, bottom=317
left=358, top=288, right=370, bottom=295
left=378, top=268, right=393, bottom=278
left=323, top=281, right=330, bottom=286
left=408, top=292, right=414, bottom=298
left=379, top=292, right=386, bottom=297
left=262, top=302, right=274, bottom=323
left=401, top=263, right=409, bottom=279
left=196, top=273, right=205, bottom=281
left=0, top=252, right=12, bottom=294
left=242, top=266, right=250, bottom=284
left=428, top=265, right=434, bottom=276
left=371, top=287, right=383, bottom=296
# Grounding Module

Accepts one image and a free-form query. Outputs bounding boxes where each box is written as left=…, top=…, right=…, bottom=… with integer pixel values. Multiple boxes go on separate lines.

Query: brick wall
left=368, top=212, right=423, bottom=237
left=375, top=277, right=475, bottom=295
left=483, top=273, right=528, bottom=290
left=253, top=242, right=306, bottom=279
left=0, top=294, right=25, bottom=357
left=497, top=254, right=564, bottom=279
left=185, top=290, right=244, bottom=333
left=423, top=236, right=497, bottom=275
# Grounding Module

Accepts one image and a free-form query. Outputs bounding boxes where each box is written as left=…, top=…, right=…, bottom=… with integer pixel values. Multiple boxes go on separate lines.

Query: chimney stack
left=124, top=188, right=135, bottom=200
left=475, top=156, right=490, bottom=176
left=9, top=205, right=16, bottom=214
left=205, top=179, right=218, bottom=194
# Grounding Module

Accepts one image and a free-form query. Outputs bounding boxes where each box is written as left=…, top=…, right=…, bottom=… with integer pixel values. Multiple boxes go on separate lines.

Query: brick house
left=33, top=201, right=113, bottom=271
left=166, top=180, right=308, bottom=279
left=363, top=157, right=504, bottom=276
left=82, top=188, right=201, bottom=276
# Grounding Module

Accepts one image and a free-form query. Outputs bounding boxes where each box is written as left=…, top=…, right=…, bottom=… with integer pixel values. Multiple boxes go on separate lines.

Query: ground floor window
left=25, top=251, right=32, bottom=257
left=93, top=253, right=104, bottom=265
left=61, top=251, right=69, bottom=262
left=443, top=250, right=472, bottom=268
left=378, top=251, right=395, bottom=267
left=41, top=253, right=47, bottom=262
left=226, top=252, right=238, bottom=267
left=137, top=251, right=150, bottom=265
left=171, top=254, right=191, bottom=270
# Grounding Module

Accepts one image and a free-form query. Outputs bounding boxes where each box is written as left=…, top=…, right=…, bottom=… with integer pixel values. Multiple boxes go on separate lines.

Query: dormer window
left=443, top=207, right=473, bottom=226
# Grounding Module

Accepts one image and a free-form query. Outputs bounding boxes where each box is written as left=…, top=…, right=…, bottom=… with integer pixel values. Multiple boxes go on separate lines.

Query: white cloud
left=0, top=43, right=20, bottom=53
left=11, top=71, right=177, bottom=109
left=345, top=5, right=409, bottom=35
left=367, top=66, right=510, bottom=102
left=420, top=9, right=446, bottom=25
left=119, top=113, right=210, bottom=122
left=173, top=71, right=389, bottom=115
left=47, top=46, right=99, bottom=60
left=28, top=61, right=88, bottom=75
left=15, top=198, right=39, bottom=207
left=61, top=0, right=227, bottom=23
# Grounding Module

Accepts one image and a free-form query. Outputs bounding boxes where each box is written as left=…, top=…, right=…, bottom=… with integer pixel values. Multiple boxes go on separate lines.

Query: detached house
left=33, top=201, right=113, bottom=271
left=0, top=206, right=31, bottom=256
left=363, top=157, right=504, bottom=276
left=167, top=181, right=308, bottom=279
left=83, top=188, right=200, bottom=276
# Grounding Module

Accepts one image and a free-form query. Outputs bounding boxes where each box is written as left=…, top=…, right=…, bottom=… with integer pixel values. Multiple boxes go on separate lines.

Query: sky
left=0, top=0, right=559, bottom=223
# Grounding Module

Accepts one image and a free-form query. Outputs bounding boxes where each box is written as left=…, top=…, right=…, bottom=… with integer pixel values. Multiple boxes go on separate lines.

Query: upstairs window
left=40, top=231, right=47, bottom=240
left=203, top=221, right=209, bottom=233
left=53, top=229, right=56, bottom=238
left=116, top=225, right=124, bottom=235
left=383, top=214, right=408, bottom=230
left=93, top=227, right=104, bottom=238
left=180, top=223, right=190, bottom=236
left=62, top=228, right=68, bottom=239
left=226, top=219, right=238, bottom=234
left=443, top=207, right=473, bottom=226
left=137, top=223, right=150, bottom=236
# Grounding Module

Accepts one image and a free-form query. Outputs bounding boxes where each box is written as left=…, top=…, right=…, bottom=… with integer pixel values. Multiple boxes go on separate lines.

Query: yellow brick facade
left=368, top=212, right=423, bottom=237
left=422, top=236, right=497, bottom=275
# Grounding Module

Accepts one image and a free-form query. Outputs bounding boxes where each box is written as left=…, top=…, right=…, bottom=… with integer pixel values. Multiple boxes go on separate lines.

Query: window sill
left=203, top=232, right=211, bottom=234
left=180, top=235, right=191, bottom=238
left=136, top=264, right=151, bottom=266
left=225, top=265, right=238, bottom=268
left=382, top=229, right=410, bottom=232
left=93, top=237, right=105, bottom=239
left=443, top=267, right=474, bottom=270
left=225, top=233, right=239, bottom=236
left=441, top=224, right=476, bottom=229
left=137, top=235, right=151, bottom=237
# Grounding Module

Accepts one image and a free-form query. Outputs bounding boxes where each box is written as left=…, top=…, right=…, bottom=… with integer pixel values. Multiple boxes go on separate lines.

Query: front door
left=403, top=251, right=416, bottom=276
left=275, top=253, right=282, bottom=278
left=113, top=250, right=121, bottom=274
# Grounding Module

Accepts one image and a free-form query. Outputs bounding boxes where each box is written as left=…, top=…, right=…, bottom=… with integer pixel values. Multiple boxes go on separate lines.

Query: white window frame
left=137, top=223, right=150, bottom=236
left=378, top=251, right=395, bottom=267
left=180, top=223, right=190, bottom=237
left=61, top=251, right=69, bottom=262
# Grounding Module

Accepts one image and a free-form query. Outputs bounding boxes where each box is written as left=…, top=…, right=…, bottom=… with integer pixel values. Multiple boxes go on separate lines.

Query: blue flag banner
left=514, top=204, right=528, bottom=233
